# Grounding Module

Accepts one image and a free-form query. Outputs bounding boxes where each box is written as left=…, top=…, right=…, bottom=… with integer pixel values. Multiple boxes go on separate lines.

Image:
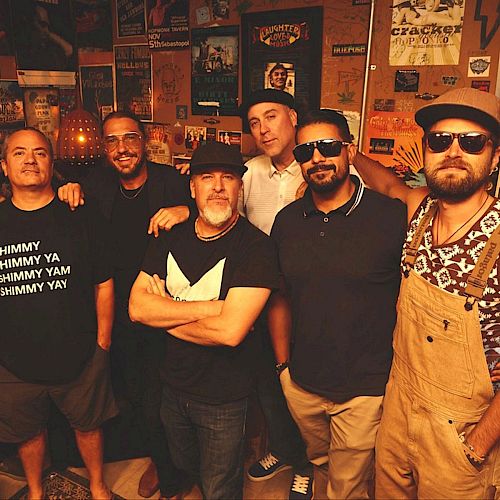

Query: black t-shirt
left=111, top=183, right=150, bottom=319
left=271, top=182, right=407, bottom=402
left=0, top=198, right=113, bottom=384
left=142, top=215, right=280, bottom=403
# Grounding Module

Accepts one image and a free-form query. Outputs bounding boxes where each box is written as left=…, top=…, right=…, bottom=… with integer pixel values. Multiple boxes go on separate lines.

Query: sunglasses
left=426, top=132, right=491, bottom=154
left=293, top=139, right=351, bottom=163
left=103, top=132, right=142, bottom=152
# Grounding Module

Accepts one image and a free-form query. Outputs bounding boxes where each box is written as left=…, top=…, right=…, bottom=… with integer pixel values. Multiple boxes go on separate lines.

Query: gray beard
left=199, top=205, right=233, bottom=228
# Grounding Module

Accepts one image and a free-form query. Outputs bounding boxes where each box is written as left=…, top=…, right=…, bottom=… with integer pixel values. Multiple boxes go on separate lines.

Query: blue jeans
left=161, top=385, right=247, bottom=499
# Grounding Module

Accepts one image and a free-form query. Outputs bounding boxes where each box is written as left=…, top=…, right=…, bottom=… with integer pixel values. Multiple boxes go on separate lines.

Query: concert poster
left=116, top=0, right=145, bottom=38
left=146, top=0, right=189, bottom=51
left=80, top=65, right=115, bottom=120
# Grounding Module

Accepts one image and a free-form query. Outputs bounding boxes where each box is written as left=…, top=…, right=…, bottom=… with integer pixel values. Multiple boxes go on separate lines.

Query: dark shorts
left=0, top=344, right=118, bottom=443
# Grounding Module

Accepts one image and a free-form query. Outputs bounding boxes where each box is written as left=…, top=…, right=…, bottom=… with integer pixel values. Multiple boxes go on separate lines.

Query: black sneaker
left=289, top=472, right=313, bottom=500
left=247, top=452, right=292, bottom=481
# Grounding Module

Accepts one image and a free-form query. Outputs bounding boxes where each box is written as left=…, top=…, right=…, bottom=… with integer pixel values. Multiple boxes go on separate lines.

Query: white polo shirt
left=239, top=154, right=304, bottom=235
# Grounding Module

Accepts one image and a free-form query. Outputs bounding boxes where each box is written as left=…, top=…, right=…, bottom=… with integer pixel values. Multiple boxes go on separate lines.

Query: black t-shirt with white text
left=0, top=198, right=113, bottom=384
left=142, top=215, right=279, bottom=403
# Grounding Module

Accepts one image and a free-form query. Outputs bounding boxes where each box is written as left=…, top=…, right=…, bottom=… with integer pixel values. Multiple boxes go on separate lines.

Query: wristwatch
left=275, top=361, right=288, bottom=376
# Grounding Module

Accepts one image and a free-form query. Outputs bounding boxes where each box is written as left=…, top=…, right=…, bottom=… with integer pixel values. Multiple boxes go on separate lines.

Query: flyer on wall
left=114, top=44, right=152, bottom=121
left=146, top=0, right=189, bottom=51
left=191, top=26, right=238, bottom=116
left=23, top=88, right=60, bottom=154
left=80, top=65, right=115, bottom=120
left=116, top=0, right=146, bottom=38
left=389, top=0, right=465, bottom=66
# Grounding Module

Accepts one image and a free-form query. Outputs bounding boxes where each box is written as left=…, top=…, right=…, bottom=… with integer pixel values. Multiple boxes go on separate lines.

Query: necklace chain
left=195, top=214, right=239, bottom=242
left=434, top=194, right=489, bottom=246
left=119, top=182, right=146, bottom=200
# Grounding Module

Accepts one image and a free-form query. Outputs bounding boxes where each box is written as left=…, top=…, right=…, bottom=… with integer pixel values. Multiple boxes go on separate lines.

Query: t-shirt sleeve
left=141, top=233, right=169, bottom=280
left=85, top=201, right=114, bottom=285
left=230, top=231, right=280, bottom=291
left=164, top=167, right=192, bottom=207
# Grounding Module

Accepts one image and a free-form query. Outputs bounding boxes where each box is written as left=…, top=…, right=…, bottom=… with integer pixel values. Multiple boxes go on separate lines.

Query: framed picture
left=241, top=7, right=323, bottom=116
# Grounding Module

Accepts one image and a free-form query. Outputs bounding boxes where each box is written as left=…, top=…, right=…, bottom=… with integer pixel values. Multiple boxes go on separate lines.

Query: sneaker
left=289, top=472, right=313, bottom=500
left=247, top=452, right=292, bottom=481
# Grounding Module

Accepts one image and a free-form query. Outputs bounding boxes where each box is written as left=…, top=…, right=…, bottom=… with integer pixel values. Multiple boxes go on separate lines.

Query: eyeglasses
left=293, top=139, right=351, bottom=163
left=426, top=132, right=491, bottom=154
left=103, top=132, right=142, bottom=152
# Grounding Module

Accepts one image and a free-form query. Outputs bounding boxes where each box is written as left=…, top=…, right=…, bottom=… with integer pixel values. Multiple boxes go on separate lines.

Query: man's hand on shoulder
left=175, top=162, right=190, bottom=175
left=148, top=205, right=190, bottom=237
left=58, top=182, right=85, bottom=211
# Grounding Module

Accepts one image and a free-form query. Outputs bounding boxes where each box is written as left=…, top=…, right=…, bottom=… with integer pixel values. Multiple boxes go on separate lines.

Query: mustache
left=208, top=195, right=229, bottom=200
left=436, top=159, right=470, bottom=170
left=114, top=152, right=138, bottom=160
left=307, top=164, right=336, bottom=176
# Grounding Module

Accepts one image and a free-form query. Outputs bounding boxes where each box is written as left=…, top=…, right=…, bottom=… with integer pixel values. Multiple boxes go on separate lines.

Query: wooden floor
left=0, top=456, right=327, bottom=499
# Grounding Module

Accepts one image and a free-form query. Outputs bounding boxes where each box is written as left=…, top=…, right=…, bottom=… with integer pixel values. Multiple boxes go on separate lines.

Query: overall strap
left=463, top=223, right=500, bottom=310
left=403, top=201, right=438, bottom=277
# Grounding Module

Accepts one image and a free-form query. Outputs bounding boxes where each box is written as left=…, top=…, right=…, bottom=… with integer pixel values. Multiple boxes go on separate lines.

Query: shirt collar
left=302, top=175, right=364, bottom=217
left=269, top=159, right=301, bottom=179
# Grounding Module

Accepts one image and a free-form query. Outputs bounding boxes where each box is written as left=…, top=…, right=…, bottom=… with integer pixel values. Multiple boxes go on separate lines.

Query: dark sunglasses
left=293, top=139, right=351, bottom=163
left=426, top=131, right=491, bottom=154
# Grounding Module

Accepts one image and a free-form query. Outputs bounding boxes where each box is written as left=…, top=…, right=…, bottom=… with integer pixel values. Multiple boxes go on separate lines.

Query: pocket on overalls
left=396, top=294, right=474, bottom=398
left=446, top=420, right=485, bottom=477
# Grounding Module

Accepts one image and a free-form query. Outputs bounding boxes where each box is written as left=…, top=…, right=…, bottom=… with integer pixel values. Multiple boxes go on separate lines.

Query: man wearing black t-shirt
left=129, top=142, right=280, bottom=499
left=0, top=128, right=117, bottom=500
left=270, top=110, right=406, bottom=499
left=58, top=111, right=191, bottom=499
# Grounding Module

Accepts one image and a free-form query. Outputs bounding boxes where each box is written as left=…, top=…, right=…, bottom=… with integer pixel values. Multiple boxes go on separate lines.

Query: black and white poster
left=80, top=65, right=114, bottom=120
left=191, top=26, right=238, bottom=116
left=116, top=0, right=145, bottom=38
left=114, top=44, right=152, bottom=121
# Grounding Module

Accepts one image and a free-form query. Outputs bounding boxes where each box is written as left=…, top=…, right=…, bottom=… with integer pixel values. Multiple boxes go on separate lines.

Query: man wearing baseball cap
left=355, top=87, right=500, bottom=498
left=129, top=141, right=280, bottom=499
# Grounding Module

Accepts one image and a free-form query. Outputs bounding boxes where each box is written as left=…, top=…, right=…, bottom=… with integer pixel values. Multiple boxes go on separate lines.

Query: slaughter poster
left=116, top=0, right=145, bottom=38
left=147, top=0, right=189, bottom=51
left=144, top=123, right=172, bottom=165
left=80, top=65, right=114, bottom=120
left=364, top=111, right=425, bottom=187
left=389, top=0, right=465, bottom=66
left=191, top=26, right=238, bottom=116
left=242, top=7, right=322, bottom=115
left=114, top=44, right=152, bottom=121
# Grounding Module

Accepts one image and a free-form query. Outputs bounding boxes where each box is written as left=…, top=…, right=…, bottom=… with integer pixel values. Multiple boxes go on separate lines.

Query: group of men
left=0, top=83, right=499, bottom=500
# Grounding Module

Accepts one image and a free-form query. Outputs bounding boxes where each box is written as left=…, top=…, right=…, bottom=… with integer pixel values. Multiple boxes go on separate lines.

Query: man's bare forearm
left=268, top=291, right=292, bottom=363
left=467, top=392, right=500, bottom=457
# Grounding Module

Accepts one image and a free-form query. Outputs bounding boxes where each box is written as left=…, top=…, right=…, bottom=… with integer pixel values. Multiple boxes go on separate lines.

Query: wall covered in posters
left=241, top=7, right=323, bottom=115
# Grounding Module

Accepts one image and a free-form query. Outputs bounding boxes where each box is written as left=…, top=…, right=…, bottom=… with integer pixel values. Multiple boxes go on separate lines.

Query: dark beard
left=425, top=159, right=489, bottom=202
left=306, top=164, right=347, bottom=193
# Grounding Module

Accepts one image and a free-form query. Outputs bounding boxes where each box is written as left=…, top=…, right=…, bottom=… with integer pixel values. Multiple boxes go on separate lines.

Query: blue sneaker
left=289, top=472, right=313, bottom=500
left=247, top=452, right=292, bottom=481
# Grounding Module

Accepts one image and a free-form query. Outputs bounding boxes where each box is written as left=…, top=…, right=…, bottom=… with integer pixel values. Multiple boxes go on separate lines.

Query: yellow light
left=77, top=134, right=86, bottom=143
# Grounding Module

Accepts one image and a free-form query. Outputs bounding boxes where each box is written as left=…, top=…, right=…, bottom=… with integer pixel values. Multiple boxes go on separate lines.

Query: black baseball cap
left=190, top=142, right=247, bottom=177
left=238, top=89, right=295, bottom=120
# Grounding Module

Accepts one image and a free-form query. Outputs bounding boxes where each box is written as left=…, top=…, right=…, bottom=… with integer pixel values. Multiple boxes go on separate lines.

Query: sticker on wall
left=217, top=130, right=242, bottom=149
left=389, top=0, right=465, bottom=66
left=185, top=125, right=207, bottom=150
left=369, top=138, right=395, bottom=155
left=206, top=127, right=217, bottom=141
left=471, top=80, right=491, bottom=91
left=468, top=56, right=491, bottom=77
left=176, top=105, right=187, bottom=120
left=332, top=44, right=367, bottom=57
left=196, top=6, right=210, bottom=24
left=395, top=99, right=415, bottom=113
left=441, top=75, right=458, bottom=86
left=395, top=70, right=419, bottom=92
left=374, top=99, right=395, bottom=112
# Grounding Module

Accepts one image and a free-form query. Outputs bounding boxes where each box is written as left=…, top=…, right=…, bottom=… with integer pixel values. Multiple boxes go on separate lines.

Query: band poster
left=116, top=0, right=145, bottom=38
left=23, top=87, right=60, bottom=153
left=11, top=0, right=77, bottom=72
left=389, top=0, right=465, bottom=66
left=364, top=111, right=425, bottom=188
left=114, top=44, right=152, bottom=122
left=147, top=0, right=189, bottom=51
left=0, top=80, right=24, bottom=129
left=191, top=26, right=239, bottom=116
left=144, top=123, right=172, bottom=165
left=242, top=7, right=323, bottom=115
left=80, top=65, right=115, bottom=121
